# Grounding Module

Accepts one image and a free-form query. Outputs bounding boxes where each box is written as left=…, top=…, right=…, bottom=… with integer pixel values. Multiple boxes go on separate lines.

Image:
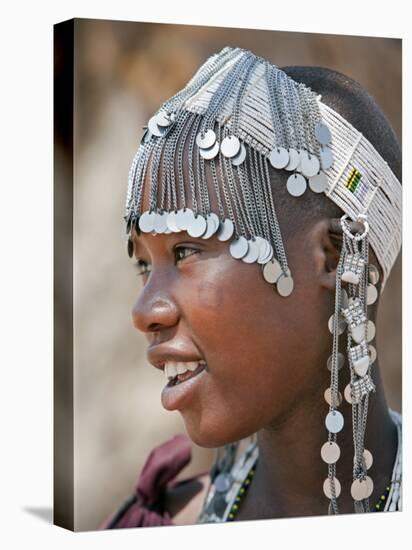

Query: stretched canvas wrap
left=54, top=18, right=402, bottom=531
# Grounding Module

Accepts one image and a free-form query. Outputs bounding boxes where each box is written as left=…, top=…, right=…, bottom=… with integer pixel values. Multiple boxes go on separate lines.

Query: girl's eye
left=134, top=259, right=151, bottom=277
left=174, top=245, right=200, bottom=262
left=134, top=246, right=200, bottom=277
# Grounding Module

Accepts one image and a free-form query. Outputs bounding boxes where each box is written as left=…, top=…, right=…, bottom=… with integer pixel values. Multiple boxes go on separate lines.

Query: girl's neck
left=235, top=361, right=398, bottom=519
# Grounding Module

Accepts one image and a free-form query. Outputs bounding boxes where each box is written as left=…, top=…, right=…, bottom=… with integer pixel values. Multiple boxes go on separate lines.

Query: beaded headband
left=125, top=47, right=401, bottom=294
left=125, top=47, right=402, bottom=515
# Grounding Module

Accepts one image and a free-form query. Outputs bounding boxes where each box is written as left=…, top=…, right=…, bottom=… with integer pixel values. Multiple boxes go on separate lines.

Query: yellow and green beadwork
left=345, top=167, right=363, bottom=193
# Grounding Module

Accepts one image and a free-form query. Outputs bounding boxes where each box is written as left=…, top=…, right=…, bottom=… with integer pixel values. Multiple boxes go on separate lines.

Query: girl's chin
left=182, top=416, right=252, bottom=449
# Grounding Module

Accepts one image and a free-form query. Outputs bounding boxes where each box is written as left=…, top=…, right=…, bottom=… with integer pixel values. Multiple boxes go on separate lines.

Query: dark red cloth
left=99, top=433, right=198, bottom=529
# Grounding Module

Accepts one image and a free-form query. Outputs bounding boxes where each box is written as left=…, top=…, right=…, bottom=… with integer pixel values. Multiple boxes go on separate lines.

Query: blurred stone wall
left=71, top=19, right=401, bottom=530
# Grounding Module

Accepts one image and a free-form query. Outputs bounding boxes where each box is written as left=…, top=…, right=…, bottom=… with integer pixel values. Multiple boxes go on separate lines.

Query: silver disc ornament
left=263, top=258, right=282, bottom=284
left=254, top=237, right=271, bottom=264
left=148, top=115, right=166, bottom=138
left=324, top=388, right=342, bottom=406
left=230, top=236, right=249, bottom=259
left=315, top=122, right=332, bottom=145
left=344, top=384, right=352, bottom=404
left=286, top=173, right=307, bottom=197
left=321, top=441, right=341, bottom=464
left=176, top=208, right=195, bottom=231
left=368, top=264, right=380, bottom=285
left=308, top=172, right=328, bottom=193
left=285, top=148, right=300, bottom=171
left=139, top=210, right=156, bottom=233
left=277, top=273, right=294, bottom=297
left=201, top=213, right=219, bottom=239
left=325, top=410, right=344, bottom=433
left=351, top=477, right=373, bottom=501
left=166, top=210, right=181, bottom=233
left=187, top=214, right=207, bottom=238
left=300, top=151, right=320, bottom=178
left=196, top=129, right=216, bottom=149
left=320, top=147, right=334, bottom=170
left=241, top=238, right=261, bottom=263
left=328, top=313, right=346, bottom=335
left=327, top=352, right=344, bottom=371
left=220, top=135, right=241, bottom=158
left=199, top=141, right=219, bottom=160
left=153, top=211, right=168, bottom=233
left=156, top=111, right=173, bottom=127
left=367, top=284, right=378, bottom=305
left=269, top=147, right=289, bottom=169
left=217, top=218, right=234, bottom=242
left=323, top=477, right=341, bottom=499
left=231, top=143, right=247, bottom=166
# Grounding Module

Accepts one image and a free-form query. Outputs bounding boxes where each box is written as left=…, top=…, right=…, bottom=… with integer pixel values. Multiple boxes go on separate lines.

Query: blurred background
left=56, top=19, right=401, bottom=530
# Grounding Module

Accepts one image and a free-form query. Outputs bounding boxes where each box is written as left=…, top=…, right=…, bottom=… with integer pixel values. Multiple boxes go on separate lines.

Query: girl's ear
left=310, top=219, right=342, bottom=291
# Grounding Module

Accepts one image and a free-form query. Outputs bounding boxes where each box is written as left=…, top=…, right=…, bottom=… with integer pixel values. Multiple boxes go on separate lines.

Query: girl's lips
left=161, top=363, right=207, bottom=411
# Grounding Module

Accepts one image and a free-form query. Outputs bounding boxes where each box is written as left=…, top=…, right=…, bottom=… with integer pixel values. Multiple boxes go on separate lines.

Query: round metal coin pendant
left=325, top=410, right=344, bottom=433
left=263, top=258, right=282, bottom=284
left=366, top=320, right=376, bottom=342
left=269, top=147, right=289, bottom=169
left=368, top=264, right=380, bottom=285
left=323, top=477, right=341, bottom=499
left=344, top=384, right=352, bottom=404
left=187, top=214, right=207, bottom=238
left=254, top=236, right=270, bottom=264
left=156, top=111, right=173, bottom=127
left=320, top=146, right=334, bottom=170
left=277, top=274, right=294, bottom=297
left=321, top=441, right=341, bottom=464
left=257, top=240, right=271, bottom=264
left=196, top=129, right=216, bottom=149
left=367, top=284, right=378, bottom=305
left=327, top=352, right=344, bottom=371
left=285, top=148, right=300, bottom=171
left=199, top=141, right=219, bottom=160
left=315, top=122, right=332, bottom=145
left=242, top=239, right=260, bottom=263
left=148, top=115, right=166, bottom=138
left=286, top=173, right=307, bottom=197
left=328, top=313, right=346, bottom=335
left=369, top=344, right=377, bottom=364
left=351, top=478, right=373, bottom=501
left=217, top=218, right=234, bottom=242
left=221, top=135, right=241, bottom=158
left=154, top=211, right=168, bottom=233
left=139, top=210, right=156, bottom=233
left=300, top=152, right=320, bottom=178
left=201, top=213, right=219, bottom=239
left=324, top=387, right=342, bottom=407
left=308, top=172, right=328, bottom=193
left=176, top=208, right=195, bottom=231
left=259, top=243, right=274, bottom=264
left=354, top=449, right=373, bottom=470
left=166, top=211, right=181, bottom=233
left=230, top=236, right=249, bottom=259
left=231, top=143, right=247, bottom=166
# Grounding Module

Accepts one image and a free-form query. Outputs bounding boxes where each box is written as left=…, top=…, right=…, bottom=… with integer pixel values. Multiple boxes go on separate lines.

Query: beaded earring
left=323, top=214, right=381, bottom=513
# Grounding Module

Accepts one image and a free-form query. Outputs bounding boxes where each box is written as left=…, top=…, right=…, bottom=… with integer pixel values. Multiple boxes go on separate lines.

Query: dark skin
left=130, top=66, right=399, bottom=520
left=130, top=173, right=397, bottom=521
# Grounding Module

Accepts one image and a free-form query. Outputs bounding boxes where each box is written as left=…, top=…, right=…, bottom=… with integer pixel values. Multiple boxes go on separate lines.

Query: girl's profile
left=100, top=46, right=402, bottom=528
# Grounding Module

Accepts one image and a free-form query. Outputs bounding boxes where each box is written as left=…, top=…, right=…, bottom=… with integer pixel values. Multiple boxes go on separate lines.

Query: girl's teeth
left=164, top=361, right=206, bottom=382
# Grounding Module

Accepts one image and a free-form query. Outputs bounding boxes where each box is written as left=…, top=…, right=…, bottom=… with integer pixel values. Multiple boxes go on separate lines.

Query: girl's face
left=130, top=211, right=334, bottom=448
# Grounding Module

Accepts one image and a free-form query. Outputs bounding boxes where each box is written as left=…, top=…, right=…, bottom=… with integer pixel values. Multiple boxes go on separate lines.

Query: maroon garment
left=99, top=433, right=206, bottom=529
